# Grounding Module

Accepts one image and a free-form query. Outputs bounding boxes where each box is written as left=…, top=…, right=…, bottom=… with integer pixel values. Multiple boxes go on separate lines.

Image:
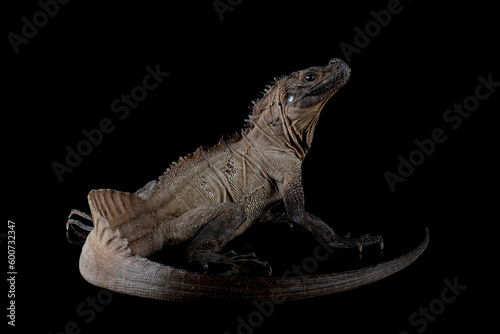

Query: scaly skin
left=67, top=58, right=428, bottom=301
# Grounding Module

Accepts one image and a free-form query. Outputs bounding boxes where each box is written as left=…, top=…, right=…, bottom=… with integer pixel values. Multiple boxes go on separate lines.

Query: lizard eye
left=304, top=74, right=317, bottom=82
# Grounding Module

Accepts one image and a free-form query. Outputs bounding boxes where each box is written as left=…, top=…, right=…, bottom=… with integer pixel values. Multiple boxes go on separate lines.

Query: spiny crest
left=243, top=75, right=287, bottom=131
left=157, top=74, right=288, bottom=183
left=156, top=133, right=243, bottom=185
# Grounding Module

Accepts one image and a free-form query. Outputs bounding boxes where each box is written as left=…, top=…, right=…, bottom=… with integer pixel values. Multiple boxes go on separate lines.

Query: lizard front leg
left=281, top=169, right=383, bottom=252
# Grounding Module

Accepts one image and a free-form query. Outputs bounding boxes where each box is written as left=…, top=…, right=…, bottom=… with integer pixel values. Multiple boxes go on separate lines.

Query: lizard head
left=280, top=58, right=351, bottom=134
left=246, top=58, right=351, bottom=159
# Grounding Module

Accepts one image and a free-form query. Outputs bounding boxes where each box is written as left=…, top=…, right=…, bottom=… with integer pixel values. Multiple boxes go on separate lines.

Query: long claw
left=67, top=218, right=94, bottom=232
left=68, top=209, right=93, bottom=222
left=66, top=210, right=94, bottom=244
left=329, top=233, right=384, bottom=253
left=191, top=251, right=272, bottom=277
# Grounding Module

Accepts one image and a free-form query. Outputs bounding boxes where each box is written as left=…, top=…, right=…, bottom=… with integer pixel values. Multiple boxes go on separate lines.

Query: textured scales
left=69, top=58, right=429, bottom=301
left=152, top=136, right=283, bottom=236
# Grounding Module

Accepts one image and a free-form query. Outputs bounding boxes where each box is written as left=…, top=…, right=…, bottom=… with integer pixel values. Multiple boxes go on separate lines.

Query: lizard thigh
left=160, top=202, right=246, bottom=250
left=184, top=202, right=247, bottom=261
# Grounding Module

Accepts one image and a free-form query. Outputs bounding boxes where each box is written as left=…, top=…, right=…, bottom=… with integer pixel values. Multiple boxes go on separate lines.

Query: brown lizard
left=67, top=58, right=428, bottom=301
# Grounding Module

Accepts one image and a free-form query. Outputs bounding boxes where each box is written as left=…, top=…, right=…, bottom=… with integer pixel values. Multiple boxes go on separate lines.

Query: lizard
left=67, top=58, right=429, bottom=302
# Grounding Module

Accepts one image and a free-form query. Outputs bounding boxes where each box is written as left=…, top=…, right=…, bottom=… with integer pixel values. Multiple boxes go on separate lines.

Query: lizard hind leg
left=185, top=203, right=272, bottom=276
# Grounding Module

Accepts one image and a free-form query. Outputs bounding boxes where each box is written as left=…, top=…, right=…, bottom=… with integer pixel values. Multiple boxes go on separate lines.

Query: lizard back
left=145, top=136, right=282, bottom=230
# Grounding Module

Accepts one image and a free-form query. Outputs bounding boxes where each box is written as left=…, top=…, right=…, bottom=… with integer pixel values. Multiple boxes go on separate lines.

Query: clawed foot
left=329, top=233, right=384, bottom=253
left=189, top=251, right=272, bottom=277
left=66, top=209, right=94, bottom=244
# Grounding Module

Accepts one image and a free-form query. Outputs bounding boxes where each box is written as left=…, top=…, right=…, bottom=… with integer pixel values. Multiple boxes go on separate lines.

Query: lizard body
left=68, top=58, right=428, bottom=301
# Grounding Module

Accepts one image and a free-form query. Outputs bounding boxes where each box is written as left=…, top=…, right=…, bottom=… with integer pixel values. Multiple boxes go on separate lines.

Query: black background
left=5, top=0, right=498, bottom=333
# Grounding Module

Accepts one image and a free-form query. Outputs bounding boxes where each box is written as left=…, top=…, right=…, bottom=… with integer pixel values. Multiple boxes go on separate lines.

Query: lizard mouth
left=307, top=62, right=351, bottom=98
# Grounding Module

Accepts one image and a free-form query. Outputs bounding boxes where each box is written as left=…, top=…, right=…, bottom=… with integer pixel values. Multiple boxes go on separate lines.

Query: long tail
left=77, top=191, right=429, bottom=302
